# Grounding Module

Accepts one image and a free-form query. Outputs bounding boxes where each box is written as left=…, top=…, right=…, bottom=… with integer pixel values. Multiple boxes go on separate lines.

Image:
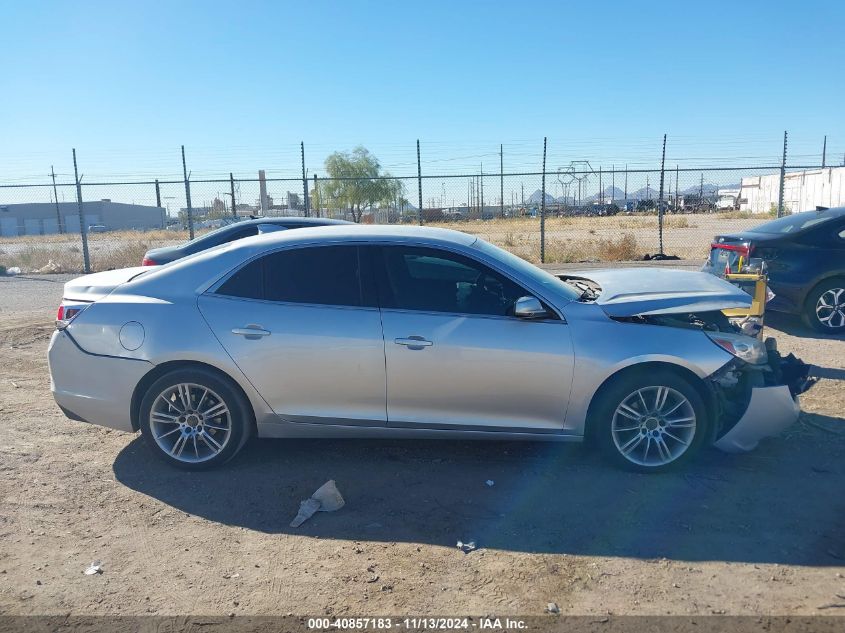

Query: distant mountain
left=527, top=189, right=556, bottom=205
left=582, top=186, right=626, bottom=203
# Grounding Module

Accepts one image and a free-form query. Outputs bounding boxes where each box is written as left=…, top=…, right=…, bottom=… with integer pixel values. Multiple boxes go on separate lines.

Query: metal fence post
left=312, top=174, right=319, bottom=218
left=181, top=145, right=194, bottom=238
left=301, top=142, right=309, bottom=217
left=658, top=133, right=667, bottom=255
left=540, top=136, right=547, bottom=264
left=777, top=131, right=788, bottom=217
left=230, top=173, right=237, bottom=218
left=499, top=144, right=504, bottom=218
left=416, top=139, right=423, bottom=226
left=72, top=148, right=91, bottom=273
left=51, top=166, right=64, bottom=234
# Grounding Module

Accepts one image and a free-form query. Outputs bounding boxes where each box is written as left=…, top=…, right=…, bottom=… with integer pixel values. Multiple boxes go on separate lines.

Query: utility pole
left=181, top=145, right=194, bottom=239
left=50, top=165, right=63, bottom=234
left=72, top=149, right=90, bottom=273
left=658, top=133, right=667, bottom=255
left=822, top=135, right=827, bottom=168
left=598, top=166, right=603, bottom=205
left=499, top=144, right=504, bottom=218
left=675, top=165, right=679, bottom=210
left=777, top=130, right=788, bottom=217
left=301, top=142, right=309, bottom=217
left=624, top=165, right=628, bottom=204
left=416, top=139, right=423, bottom=225
left=611, top=165, right=615, bottom=205
left=540, top=137, right=547, bottom=263
left=230, top=173, right=237, bottom=218
left=480, top=163, right=484, bottom=218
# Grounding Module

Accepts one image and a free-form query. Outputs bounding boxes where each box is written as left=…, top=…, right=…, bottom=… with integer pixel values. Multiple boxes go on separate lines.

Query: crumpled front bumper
left=714, top=385, right=799, bottom=452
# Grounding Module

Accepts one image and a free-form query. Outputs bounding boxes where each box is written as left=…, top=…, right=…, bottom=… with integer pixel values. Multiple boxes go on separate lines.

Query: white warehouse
left=739, top=166, right=845, bottom=214
left=0, top=200, right=166, bottom=236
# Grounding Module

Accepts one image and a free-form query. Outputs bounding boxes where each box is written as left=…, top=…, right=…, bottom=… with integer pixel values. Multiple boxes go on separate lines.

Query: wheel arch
left=130, top=360, right=257, bottom=435
left=583, top=361, right=716, bottom=443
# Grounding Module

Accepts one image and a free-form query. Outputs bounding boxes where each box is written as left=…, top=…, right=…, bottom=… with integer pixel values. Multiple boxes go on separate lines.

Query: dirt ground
left=1, top=271, right=844, bottom=618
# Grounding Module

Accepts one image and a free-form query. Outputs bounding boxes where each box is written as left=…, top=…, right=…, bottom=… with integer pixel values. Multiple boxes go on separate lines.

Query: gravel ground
left=1, top=270, right=844, bottom=618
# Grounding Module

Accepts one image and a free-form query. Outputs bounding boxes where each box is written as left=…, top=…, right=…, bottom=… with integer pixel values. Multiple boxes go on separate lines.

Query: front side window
left=376, top=246, right=528, bottom=317
left=216, top=245, right=370, bottom=307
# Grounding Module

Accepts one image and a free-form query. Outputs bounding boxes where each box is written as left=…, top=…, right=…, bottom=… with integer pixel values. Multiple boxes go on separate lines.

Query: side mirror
left=513, top=296, right=548, bottom=319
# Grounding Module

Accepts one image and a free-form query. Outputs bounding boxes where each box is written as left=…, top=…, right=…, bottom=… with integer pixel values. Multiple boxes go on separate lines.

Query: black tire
left=802, top=278, right=845, bottom=334
left=591, top=369, right=709, bottom=473
left=139, top=367, right=253, bottom=470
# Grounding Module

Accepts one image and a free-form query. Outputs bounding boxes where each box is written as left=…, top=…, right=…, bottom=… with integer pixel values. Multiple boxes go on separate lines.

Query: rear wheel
left=592, top=369, right=708, bottom=473
left=803, top=278, right=845, bottom=334
left=139, top=368, right=252, bottom=470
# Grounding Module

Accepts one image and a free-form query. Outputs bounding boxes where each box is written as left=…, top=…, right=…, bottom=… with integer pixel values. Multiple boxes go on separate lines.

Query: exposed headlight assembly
left=706, top=331, right=768, bottom=365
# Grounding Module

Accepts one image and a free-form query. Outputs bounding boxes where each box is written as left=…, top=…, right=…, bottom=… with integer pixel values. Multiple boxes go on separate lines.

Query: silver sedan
left=47, top=226, right=812, bottom=472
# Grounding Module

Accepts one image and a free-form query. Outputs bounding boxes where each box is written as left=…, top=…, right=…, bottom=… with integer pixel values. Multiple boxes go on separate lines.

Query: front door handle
left=232, top=325, right=271, bottom=339
left=394, top=336, right=433, bottom=349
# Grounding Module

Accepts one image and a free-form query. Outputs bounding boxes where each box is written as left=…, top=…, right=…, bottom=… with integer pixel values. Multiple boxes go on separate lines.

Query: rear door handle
left=394, top=336, right=433, bottom=349
left=232, top=325, right=271, bottom=339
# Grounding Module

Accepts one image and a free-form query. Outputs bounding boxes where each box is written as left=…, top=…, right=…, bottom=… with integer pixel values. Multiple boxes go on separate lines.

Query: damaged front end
left=625, top=310, right=816, bottom=453
left=708, top=340, right=816, bottom=452
left=559, top=269, right=817, bottom=453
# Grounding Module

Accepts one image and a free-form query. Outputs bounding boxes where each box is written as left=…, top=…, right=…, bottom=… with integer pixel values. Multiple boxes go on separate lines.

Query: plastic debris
left=36, top=260, right=64, bottom=274
left=289, top=480, right=345, bottom=527
left=546, top=602, right=560, bottom=614
left=84, top=561, right=103, bottom=575
left=5, top=267, right=21, bottom=276
left=485, top=480, right=495, bottom=487
left=456, top=540, right=477, bottom=553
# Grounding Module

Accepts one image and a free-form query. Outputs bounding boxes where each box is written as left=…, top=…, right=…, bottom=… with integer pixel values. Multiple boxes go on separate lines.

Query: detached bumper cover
left=714, top=385, right=799, bottom=453
left=48, top=330, right=151, bottom=432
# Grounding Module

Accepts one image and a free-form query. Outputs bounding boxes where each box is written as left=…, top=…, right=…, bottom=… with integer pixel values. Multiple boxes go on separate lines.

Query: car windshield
left=748, top=211, right=837, bottom=234
left=473, top=238, right=581, bottom=301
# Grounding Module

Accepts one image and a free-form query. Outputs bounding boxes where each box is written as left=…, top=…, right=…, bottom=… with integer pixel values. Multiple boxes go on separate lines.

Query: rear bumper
left=714, top=385, right=799, bottom=452
left=48, top=330, right=151, bottom=433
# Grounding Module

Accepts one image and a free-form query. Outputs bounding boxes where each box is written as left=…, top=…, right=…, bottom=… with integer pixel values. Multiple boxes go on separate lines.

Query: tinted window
left=377, top=246, right=528, bottom=316
left=217, top=245, right=370, bottom=307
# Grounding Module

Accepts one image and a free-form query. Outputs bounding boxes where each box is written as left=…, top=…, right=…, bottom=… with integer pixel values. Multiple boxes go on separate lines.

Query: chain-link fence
left=2, top=160, right=841, bottom=273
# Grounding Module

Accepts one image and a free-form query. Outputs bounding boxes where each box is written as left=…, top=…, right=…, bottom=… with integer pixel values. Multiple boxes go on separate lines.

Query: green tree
left=322, top=147, right=402, bottom=222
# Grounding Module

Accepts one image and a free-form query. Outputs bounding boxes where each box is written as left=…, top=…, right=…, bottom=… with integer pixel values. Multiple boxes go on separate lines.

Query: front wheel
left=803, top=279, right=845, bottom=334
left=139, top=367, right=252, bottom=470
left=592, top=369, right=708, bottom=473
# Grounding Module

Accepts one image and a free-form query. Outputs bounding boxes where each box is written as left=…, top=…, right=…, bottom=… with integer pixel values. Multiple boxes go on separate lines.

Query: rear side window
left=216, top=245, right=372, bottom=307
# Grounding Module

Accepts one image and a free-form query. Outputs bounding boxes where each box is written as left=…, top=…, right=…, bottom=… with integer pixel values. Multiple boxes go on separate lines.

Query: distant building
left=0, top=200, right=165, bottom=236
left=739, top=166, right=845, bottom=213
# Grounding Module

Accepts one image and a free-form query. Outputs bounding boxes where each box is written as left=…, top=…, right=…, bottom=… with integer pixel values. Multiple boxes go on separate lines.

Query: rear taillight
left=142, top=256, right=158, bottom=266
left=56, top=301, right=89, bottom=329
left=710, top=241, right=754, bottom=258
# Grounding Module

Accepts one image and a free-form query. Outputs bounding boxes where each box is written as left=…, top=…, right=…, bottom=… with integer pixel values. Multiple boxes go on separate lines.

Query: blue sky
left=2, top=0, right=844, bottom=184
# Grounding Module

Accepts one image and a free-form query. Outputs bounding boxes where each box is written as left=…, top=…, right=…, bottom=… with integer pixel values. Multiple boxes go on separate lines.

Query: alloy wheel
left=149, top=383, right=232, bottom=463
left=815, top=287, right=845, bottom=329
left=611, top=386, right=697, bottom=467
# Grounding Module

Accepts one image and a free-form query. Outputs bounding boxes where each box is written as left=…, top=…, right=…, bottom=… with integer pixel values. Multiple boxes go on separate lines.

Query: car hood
left=63, top=266, right=151, bottom=301
left=558, top=267, right=752, bottom=317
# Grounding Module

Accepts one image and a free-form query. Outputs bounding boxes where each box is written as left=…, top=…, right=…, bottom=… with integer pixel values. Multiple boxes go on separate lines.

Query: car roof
left=227, top=224, right=478, bottom=251
left=239, top=216, right=352, bottom=226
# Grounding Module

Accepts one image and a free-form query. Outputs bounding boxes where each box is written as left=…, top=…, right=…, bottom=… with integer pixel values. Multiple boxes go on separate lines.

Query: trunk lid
left=706, top=231, right=780, bottom=275
left=559, top=267, right=752, bottom=317
left=62, top=266, right=151, bottom=302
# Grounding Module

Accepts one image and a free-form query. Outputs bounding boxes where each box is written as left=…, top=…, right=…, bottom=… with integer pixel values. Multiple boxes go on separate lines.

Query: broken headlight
left=706, top=331, right=768, bottom=365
